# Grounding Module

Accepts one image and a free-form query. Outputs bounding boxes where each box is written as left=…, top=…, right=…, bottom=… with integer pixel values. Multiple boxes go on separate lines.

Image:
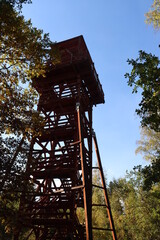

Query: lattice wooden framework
left=14, top=36, right=117, bottom=240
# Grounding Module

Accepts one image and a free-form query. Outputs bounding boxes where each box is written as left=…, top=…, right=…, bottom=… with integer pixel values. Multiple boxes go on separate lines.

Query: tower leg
left=77, top=103, right=92, bottom=240
left=93, top=131, right=117, bottom=240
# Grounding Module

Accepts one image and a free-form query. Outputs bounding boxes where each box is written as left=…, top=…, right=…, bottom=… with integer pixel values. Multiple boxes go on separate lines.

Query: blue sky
left=22, top=0, right=160, bottom=181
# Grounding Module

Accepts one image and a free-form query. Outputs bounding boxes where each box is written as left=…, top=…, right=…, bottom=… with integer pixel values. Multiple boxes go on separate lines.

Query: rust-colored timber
left=14, top=35, right=117, bottom=240
left=77, top=103, right=92, bottom=240
left=93, top=131, right=118, bottom=240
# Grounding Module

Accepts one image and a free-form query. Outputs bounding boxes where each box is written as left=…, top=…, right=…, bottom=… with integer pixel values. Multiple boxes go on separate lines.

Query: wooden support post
left=93, top=131, right=117, bottom=240
left=77, top=103, right=92, bottom=240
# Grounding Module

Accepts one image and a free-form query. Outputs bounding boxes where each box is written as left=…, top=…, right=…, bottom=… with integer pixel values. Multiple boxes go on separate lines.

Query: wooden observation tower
left=15, top=36, right=117, bottom=240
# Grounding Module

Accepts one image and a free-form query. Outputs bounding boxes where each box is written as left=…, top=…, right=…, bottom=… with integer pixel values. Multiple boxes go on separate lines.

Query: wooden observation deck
left=33, top=35, right=104, bottom=108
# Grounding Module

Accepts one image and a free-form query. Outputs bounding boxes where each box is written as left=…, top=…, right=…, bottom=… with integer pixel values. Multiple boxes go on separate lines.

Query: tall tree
left=0, top=1, right=58, bottom=238
left=125, top=50, right=160, bottom=132
left=109, top=169, right=160, bottom=240
left=0, top=1, right=58, bottom=138
left=0, top=0, right=59, bottom=187
left=125, top=51, right=160, bottom=189
left=125, top=0, right=160, bottom=191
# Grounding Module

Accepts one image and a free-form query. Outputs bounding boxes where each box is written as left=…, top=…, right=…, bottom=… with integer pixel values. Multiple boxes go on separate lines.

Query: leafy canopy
left=125, top=0, right=160, bottom=192
left=0, top=0, right=32, bottom=10
left=145, top=0, right=160, bottom=30
left=109, top=169, right=160, bottom=240
left=0, top=1, right=58, bottom=138
left=0, top=1, right=59, bottom=237
left=125, top=50, right=160, bottom=132
left=136, top=127, right=160, bottom=162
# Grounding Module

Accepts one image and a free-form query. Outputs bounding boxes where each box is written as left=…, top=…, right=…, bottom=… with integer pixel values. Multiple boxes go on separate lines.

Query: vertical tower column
left=93, top=132, right=117, bottom=240
left=77, top=102, right=92, bottom=240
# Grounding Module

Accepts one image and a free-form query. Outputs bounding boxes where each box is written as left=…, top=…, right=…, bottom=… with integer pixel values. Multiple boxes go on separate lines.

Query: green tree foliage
left=145, top=0, right=160, bottom=30
left=0, top=1, right=58, bottom=138
left=141, top=160, right=160, bottom=190
left=0, top=0, right=32, bottom=11
left=0, top=191, right=20, bottom=239
left=135, top=127, right=160, bottom=189
left=125, top=0, right=160, bottom=196
left=0, top=0, right=59, bottom=185
left=0, top=1, right=58, bottom=238
left=125, top=50, right=160, bottom=132
left=78, top=168, right=160, bottom=240
left=136, top=127, right=160, bottom=162
left=109, top=169, right=160, bottom=240
left=0, top=136, right=29, bottom=190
